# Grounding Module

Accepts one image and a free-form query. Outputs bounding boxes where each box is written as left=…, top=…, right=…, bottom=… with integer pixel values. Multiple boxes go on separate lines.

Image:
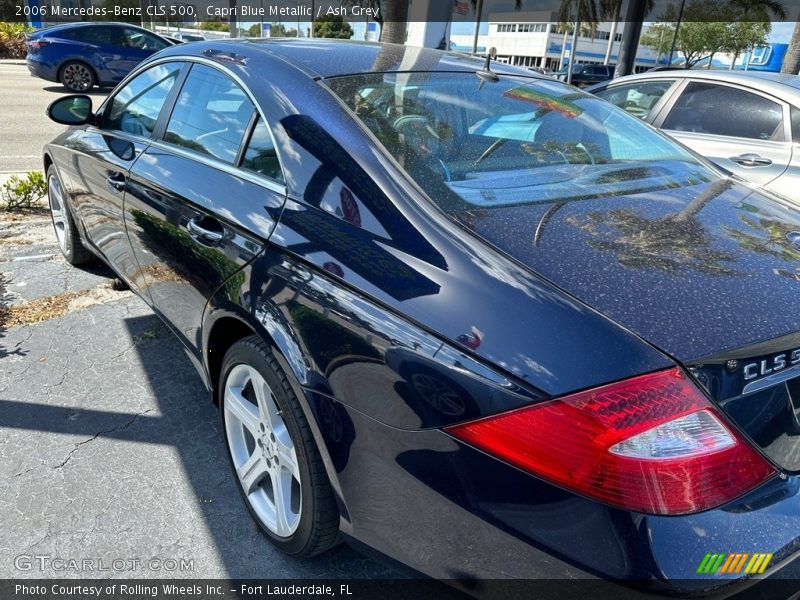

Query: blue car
left=41, top=40, right=800, bottom=596
left=26, top=22, right=171, bottom=92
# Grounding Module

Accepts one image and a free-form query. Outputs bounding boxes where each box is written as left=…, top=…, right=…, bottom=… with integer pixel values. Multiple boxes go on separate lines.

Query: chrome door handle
left=106, top=172, right=127, bottom=191
left=187, top=217, right=224, bottom=246
left=730, top=153, right=773, bottom=167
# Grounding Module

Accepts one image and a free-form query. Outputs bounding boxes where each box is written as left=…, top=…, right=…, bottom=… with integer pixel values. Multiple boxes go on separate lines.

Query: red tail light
left=28, top=40, right=50, bottom=50
left=446, top=368, right=776, bottom=515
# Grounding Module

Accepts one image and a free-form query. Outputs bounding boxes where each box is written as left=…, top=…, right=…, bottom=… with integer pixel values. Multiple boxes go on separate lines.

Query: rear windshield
left=326, top=72, right=715, bottom=212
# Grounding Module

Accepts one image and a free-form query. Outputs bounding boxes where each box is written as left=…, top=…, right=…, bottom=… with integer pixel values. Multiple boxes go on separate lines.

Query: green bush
left=1, top=171, right=47, bottom=212
left=0, top=23, right=32, bottom=59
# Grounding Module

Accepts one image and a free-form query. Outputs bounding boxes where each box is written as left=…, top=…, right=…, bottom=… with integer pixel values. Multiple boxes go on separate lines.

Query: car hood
left=452, top=171, right=800, bottom=364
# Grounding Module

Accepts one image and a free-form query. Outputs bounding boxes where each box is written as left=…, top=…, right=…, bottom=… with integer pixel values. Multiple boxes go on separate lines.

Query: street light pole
left=567, top=0, right=579, bottom=85
left=667, top=0, right=687, bottom=67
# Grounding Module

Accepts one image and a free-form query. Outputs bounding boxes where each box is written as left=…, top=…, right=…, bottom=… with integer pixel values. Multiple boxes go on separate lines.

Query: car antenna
left=477, top=47, right=499, bottom=85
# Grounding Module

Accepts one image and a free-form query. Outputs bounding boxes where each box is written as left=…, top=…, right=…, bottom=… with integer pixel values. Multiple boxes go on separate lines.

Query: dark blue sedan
left=42, top=39, right=800, bottom=596
left=27, top=22, right=171, bottom=92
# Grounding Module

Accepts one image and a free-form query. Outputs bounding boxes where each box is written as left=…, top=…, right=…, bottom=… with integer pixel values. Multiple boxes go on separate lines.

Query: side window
left=105, top=62, right=182, bottom=137
left=240, top=117, right=284, bottom=183
left=662, top=81, right=784, bottom=141
left=164, top=64, right=254, bottom=164
left=594, top=80, right=675, bottom=119
left=123, top=27, right=168, bottom=51
left=79, top=26, right=114, bottom=45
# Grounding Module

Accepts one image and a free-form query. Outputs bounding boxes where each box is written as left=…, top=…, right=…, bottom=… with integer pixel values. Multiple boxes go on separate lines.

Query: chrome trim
left=146, top=138, right=287, bottom=195
left=742, top=363, right=800, bottom=396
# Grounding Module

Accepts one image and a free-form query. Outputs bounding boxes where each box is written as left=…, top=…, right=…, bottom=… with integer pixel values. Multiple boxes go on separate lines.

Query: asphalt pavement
left=0, top=61, right=399, bottom=580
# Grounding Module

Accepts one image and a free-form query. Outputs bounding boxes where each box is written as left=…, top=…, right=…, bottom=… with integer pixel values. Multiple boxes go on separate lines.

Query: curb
left=0, top=59, right=27, bottom=66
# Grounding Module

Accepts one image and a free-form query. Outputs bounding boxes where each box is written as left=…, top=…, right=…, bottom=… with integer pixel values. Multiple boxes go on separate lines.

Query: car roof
left=40, top=21, right=132, bottom=31
left=588, top=69, right=800, bottom=100
left=156, top=38, right=546, bottom=80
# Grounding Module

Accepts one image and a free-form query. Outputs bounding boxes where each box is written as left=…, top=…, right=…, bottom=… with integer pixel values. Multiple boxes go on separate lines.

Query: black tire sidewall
left=218, top=337, right=322, bottom=556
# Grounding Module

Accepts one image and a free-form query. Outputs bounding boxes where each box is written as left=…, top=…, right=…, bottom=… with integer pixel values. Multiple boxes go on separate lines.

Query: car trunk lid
left=451, top=170, right=800, bottom=470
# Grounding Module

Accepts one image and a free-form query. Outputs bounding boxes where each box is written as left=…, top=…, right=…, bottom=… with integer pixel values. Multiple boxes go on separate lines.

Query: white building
left=452, top=11, right=668, bottom=72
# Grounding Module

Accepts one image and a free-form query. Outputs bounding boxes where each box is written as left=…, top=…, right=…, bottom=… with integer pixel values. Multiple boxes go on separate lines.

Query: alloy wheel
left=223, top=364, right=302, bottom=537
left=62, top=63, right=92, bottom=91
left=47, top=173, right=69, bottom=254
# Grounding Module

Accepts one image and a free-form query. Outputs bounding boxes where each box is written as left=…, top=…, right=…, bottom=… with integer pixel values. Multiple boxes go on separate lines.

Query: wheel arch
left=203, top=303, right=312, bottom=404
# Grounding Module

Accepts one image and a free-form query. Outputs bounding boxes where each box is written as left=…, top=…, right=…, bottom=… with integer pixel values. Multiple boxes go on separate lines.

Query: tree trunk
left=672, top=180, right=730, bottom=222
left=228, top=0, right=237, bottom=38
left=380, top=0, right=409, bottom=44
left=781, top=22, right=800, bottom=74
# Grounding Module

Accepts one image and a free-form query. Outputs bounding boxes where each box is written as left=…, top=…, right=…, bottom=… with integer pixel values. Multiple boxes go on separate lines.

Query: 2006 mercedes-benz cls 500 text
left=42, top=40, right=800, bottom=595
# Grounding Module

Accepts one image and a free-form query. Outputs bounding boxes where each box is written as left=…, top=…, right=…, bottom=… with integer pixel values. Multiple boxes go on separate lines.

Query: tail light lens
left=446, top=368, right=776, bottom=515
left=28, top=40, right=50, bottom=50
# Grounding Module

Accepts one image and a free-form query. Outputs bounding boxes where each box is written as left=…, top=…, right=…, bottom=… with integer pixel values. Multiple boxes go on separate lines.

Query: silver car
left=587, top=70, right=800, bottom=199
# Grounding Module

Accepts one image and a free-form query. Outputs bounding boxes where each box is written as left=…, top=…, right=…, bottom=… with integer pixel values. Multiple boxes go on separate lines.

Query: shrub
left=1, top=171, right=47, bottom=212
left=0, top=22, right=32, bottom=59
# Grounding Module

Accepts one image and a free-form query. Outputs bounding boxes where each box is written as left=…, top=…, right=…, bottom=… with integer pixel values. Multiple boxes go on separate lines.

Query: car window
left=58, top=28, right=82, bottom=41
left=164, top=64, right=254, bottom=164
left=76, top=26, right=116, bottom=45
left=240, top=117, right=284, bottom=183
left=328, top=73, right=712, bottom=212
left=122, top=27, right=168, bottom=51
left=662, top=81, right=784, bottom=141
left=594, top=80, right=675, bottom=119
left=105, top=62, right=182, bottom=137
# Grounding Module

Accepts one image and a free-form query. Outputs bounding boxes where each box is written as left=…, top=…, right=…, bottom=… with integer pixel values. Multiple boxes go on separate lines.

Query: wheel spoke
left=270, top=469, right=293, bottom=537
left=225, top=386, right=260, bottom=435
left=276, top=439, right=300, bottom=480
left=238, top=451, right=269, bottom=495
left=250, top=367, right=282, bottom=431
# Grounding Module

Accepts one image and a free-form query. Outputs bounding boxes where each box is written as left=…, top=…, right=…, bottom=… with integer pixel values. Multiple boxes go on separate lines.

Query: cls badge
left=743, top=349, right=800, bottom=381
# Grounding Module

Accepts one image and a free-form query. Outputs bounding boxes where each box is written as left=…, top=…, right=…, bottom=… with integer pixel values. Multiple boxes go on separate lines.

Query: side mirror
left=47, top=95, right=93, bottom=126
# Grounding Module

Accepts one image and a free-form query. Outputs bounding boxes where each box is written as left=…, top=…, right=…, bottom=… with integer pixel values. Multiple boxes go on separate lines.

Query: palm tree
left=599, top=0, right=655, bottom=65
left=567, top=180, right=739, bottom=276
left=782, top=21, right=800, bottom=74
left=729, top=0, right=786, bottom=20
left=379, top=0, right=410, bottom=44
left=556, top=0, right=600, bottom=82
left=557, top=0, right=600, bottom=31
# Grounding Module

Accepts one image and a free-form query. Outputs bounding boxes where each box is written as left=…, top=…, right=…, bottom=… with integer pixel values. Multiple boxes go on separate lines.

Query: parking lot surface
left=0, top=62, right=399, bottom=580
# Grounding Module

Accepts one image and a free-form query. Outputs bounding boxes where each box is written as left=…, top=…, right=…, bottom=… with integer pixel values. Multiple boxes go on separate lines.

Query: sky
left=244, top=0, right=799, bottom=45
left=447, top=0, right=798, bottom=43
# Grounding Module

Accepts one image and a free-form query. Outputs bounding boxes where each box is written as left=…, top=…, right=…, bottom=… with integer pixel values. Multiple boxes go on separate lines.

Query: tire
left=47, top=165, right=94, bottom=266
left=219, top=336, right=339, bottom=557
left=59, top=61, right=95, bottom=92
